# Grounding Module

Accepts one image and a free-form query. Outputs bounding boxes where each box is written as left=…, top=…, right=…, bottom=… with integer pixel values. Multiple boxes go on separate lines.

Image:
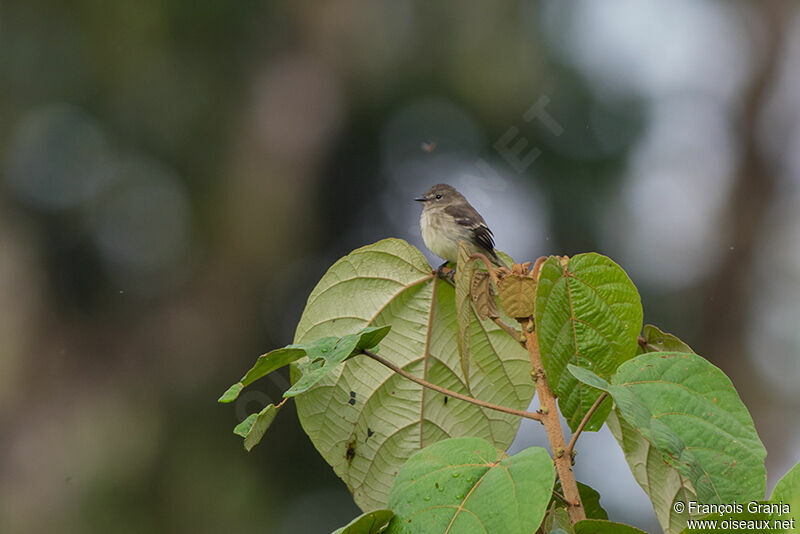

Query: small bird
left=414, top=184, right=506, bottom=268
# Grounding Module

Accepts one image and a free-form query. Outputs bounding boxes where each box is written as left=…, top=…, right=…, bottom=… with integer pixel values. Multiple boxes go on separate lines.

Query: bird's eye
left=435, top=194, right=442, bottom=200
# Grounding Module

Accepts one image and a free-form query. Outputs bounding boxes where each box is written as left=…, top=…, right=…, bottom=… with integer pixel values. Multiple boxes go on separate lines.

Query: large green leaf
left=293, top=239, right=534, bottom=511
left=385, top=438, right=554, bottom=533
left=606, top=409, right=700, bottom=533
left=331, top=510, right=393, bottom=534
left=770, top=460, right=800, bottom=526
left=535, top=253, right=642, bottom=431
left=569, top=353, right=767, bottom=525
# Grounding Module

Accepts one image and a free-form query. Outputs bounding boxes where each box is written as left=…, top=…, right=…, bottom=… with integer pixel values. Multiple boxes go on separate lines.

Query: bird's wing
left=444, top=203, right=498, bottom=258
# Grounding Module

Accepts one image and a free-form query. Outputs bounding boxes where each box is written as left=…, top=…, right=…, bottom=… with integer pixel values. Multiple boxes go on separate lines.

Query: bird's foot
left=435, top=262, right=456, bottom=286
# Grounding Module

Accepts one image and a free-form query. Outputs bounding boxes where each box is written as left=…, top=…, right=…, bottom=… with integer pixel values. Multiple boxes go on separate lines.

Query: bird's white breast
left=420, top=209, right=463, bottom=263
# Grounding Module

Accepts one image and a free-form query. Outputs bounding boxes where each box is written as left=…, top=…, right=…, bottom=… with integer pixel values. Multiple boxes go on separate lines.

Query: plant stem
left=491, top=317, right=523, bottom=343
left=565, top=392, right=608, bottom=458
left=361, top=349, right=543, bottom=423
left=521, top=318, right=586, bottom=523
left=467, top=252, right=500, bottom=284
left=637, top=336, right=660, bottom=354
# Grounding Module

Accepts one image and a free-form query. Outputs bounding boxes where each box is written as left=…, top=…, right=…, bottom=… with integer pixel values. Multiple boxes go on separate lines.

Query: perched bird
left=414, top=183, right=507, bottom=268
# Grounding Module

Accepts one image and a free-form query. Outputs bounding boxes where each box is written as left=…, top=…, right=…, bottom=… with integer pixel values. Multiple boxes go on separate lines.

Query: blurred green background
left=2, top=1, right=799, bottom=532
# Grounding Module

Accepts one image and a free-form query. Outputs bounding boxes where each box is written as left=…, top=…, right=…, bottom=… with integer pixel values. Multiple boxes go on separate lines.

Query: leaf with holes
left=293, top=239, right=534, bottom=511
left=569, top=353, right=767, bottom=522
left=285, top=325, right=391, bottom=397
left=385, top=438, right=554, bottom=533
left=218, top=325, right=391, bottom=403
left=535, top=253, right=642, bottom=431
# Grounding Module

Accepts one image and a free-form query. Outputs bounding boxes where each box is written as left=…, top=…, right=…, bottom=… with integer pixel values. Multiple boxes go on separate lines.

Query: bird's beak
left=414, top=196, right=427, bottom=202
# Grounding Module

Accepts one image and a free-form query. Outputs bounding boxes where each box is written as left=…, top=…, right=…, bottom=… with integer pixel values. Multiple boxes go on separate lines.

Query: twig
left=565, top=392, right=608, bottom=458
left=521, top=318, right=586, bottom=523
left=361, top=349, right=543, bottom=423
left=436, top=266, right=455, bottom=287
left=637, top=336, right=662, bottom=354
left=491, top=317, right=523, bottom=344
left=531, top=256, right=547, bottom=280
left=467, top=253, right=500, bottom=284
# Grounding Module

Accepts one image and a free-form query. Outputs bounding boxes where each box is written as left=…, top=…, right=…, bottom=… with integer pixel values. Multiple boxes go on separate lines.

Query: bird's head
left=414, top=184, right=464, bottom=210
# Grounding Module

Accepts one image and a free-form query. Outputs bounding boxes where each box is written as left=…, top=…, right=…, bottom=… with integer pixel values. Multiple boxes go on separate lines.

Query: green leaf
left=218, top=325, right=390, bottom=403
left=535, top=253, right=642, bottom=432
left=455, top=241, right=476, bottom=391
left=566, top=365, right=609, bottom=392
left=549, top=481, right=608, bottom=521
left=233, top=403, right=281, bottom=451
left=770, top=460, right=800, bottom=525
left=285, top=325, right=391, bottom=397
left=610, top=352, right=766, bottom=504
left=292, top=239, right=534, bottom=511
left=218, top=347, right=306, bottom=403
left=637, top=324, right=695, bottom=355
left=574, top=519, right=647, bottom=534
left=385, top=438, right=555, bottom=534
left=606, top=410, right=700, bottom=533
left=598, top=352, right=768, bottom=532
left=354, top=325, right=395, bottom=353
left=218, top=383, right=244, bottom=403
left=576, top=482, right=608, bottom=521
left=497, top=250, right=514, bottom=269
left=331, top=510, right=393, bottom=534
left=543, top=506, right=574, bottom=533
